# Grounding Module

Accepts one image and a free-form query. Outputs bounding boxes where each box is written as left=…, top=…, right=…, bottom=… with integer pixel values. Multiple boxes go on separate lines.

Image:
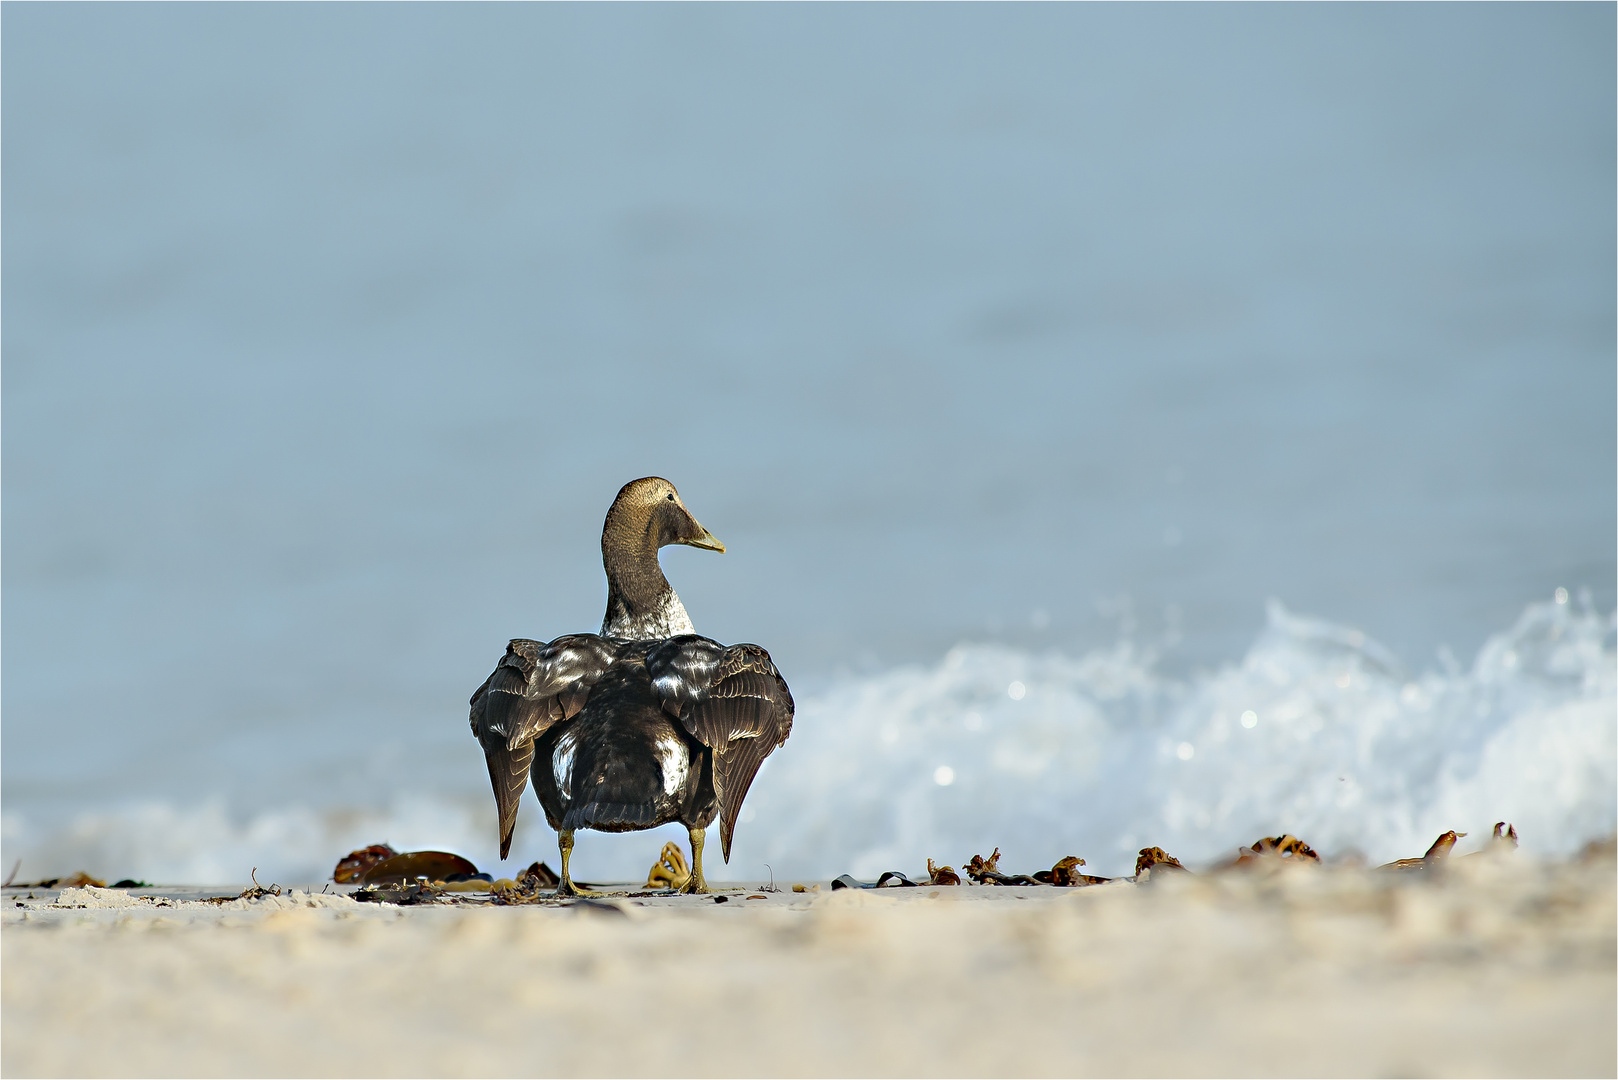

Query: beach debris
left=1381, top=830, right=1467, bottom=872
left=354, top=881, right=446, bottom=906
left=791, top=883, right=820, bottom=893
left=3, top=860, right=19, bottom=887
left=760, top=865, right=781, bottom=892
left=4, top=871, right=109, bottom=889
left=111, top=879, right=152, bottom=889
left=520, top=861, right=560, bottom=889
left=747, top=894, right=766, bottom=900
left=1034, top=856, right=1111, bottom=887
left=486, top=864, right=564, bottom=904
left=712, top=895, right=729, bottom=903
left=1464, top=822, right=1518, bottom=860
left=926, top=859, right=961, bottom=886
left=645, top=841, right=692, bottom=891
left=1232, top=835, right=1321, bottom=867
left=358, top=850, right=479, bottom=886
left=333, top=844, right=398, bottom=883
left=965, top=848, right=1003, bottom=881
left=964, top=849, right=1041, bottom=886
left=1135, top=848, right=1189, bottom=879
left=831, top=872, right=922, bottom=890
left=202, top=870, right=284, bottom=904
left=489, top=877, right=539, bottom=903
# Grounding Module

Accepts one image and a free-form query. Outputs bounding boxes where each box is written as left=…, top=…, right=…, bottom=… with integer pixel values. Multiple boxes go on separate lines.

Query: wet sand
left=3, top=853, right=1613, bottom=1078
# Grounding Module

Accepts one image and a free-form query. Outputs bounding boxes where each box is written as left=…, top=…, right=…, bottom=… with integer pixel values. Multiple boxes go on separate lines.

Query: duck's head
left=603, top=477, right=725, bottom=558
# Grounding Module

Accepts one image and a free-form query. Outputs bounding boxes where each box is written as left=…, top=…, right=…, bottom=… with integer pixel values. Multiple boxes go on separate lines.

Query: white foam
left=728, top=597, right=1616, bottom=878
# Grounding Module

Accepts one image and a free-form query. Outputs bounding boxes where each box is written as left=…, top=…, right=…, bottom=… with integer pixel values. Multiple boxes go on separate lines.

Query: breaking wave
left=4, top=597, right=1613, bottom=884
left=732, top=596, right=1616, bottom=879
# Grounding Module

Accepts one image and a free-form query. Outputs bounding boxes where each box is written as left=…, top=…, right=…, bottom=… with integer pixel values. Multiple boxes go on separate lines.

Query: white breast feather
left=603, top=588, right=696, bottom=641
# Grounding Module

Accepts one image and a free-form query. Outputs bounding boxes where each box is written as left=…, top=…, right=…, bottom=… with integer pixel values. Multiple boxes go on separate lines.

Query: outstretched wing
left=469, top=634, right=623, bottom=858
left=646, top=636, right=794, bottom=862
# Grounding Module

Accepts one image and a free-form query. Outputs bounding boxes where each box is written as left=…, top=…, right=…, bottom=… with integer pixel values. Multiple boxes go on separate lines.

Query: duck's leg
left=557, top=829, right=605, bottom=898
left=679, top=826, right=710, bottom=894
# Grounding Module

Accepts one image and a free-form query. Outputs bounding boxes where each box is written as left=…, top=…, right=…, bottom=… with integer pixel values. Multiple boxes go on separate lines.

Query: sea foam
left=730, top=596, right=1615, bottom=878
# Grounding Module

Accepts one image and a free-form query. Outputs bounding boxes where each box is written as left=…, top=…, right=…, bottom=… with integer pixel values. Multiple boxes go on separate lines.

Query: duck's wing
left=470, top=634, right=624, bottom=858
left=647, top=636, right=795, bottom=862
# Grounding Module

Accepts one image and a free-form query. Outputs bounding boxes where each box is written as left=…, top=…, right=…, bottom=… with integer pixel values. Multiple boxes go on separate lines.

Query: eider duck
left=469, top=477, right=794, bottom=895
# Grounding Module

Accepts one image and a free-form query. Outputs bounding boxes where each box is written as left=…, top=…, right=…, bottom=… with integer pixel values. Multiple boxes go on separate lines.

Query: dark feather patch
left=646, top=638, right=794, bottom=862
left=564, top=801, right=660, bottom=832
left=469, top=633, right=629, bottom=855
left=484, top=739, right=534, bottom=859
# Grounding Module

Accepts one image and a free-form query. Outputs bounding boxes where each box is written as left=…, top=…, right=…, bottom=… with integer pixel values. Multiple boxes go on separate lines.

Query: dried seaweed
left=359, top=851, right=478, bottom=887
left=831, top=872, right=922, bottom=890
left=1232, top=835, right=1321, bottom=867
left=962, top=850, right=1041, bottom=885
left=1034, top=856, right=1111, bottom=887
left=645, top=841, right=692, bottom=891
left=354, top=881, right=447, bottom=906
left=333, top=844, right=398, bottom=883
left=1463, top=822, right=1518, bottom=859
left=926, top=859, right=961, bottom=886
left=962, top=849, right=1007, bottom=883
left=5, top=871, right=108, bottom=889
left=201, top=869, right=283, bottom=904
left=1135, top=848, right=1189, bottom=878
left=520, top=861, right=560, bottom=889
left=1381, top=830, right=1467, bottom=872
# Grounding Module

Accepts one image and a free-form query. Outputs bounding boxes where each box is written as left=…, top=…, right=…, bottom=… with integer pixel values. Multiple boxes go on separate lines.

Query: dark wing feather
left=469, top=634, right=624, bottom=858
left=647, top=637, right=794, bottom=861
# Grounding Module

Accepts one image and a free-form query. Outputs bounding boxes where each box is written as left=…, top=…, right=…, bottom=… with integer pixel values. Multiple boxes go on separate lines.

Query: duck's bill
left=684, top=527, right=726, bottom=553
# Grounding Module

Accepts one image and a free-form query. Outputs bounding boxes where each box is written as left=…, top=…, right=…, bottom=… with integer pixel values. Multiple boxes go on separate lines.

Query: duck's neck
left=601, top=542, right=696, bottom=640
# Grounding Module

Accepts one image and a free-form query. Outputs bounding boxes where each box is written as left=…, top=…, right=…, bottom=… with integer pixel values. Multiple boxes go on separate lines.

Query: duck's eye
left=666, top=493, right=675, bottom=501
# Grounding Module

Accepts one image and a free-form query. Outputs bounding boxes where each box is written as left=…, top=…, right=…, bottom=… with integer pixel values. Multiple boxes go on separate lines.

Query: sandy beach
left=4, top=848, right=1612, bottom=1078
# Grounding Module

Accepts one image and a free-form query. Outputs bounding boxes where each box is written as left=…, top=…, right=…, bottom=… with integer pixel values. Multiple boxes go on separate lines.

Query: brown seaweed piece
left=926, top=859, right=961, bottom=886
left=645, top=841, right=693, bottom=891
left=1463, top=822, right=1518, bottom=860
left=489, top=877, right=538, bottom=904
left=963, top=849, right=1041, bottom=886
left=359, top=851, right=478, bottom=886
left=333, top=844, right=398, bottom=883
left=521, top=861, right=561, bottom=889
left=965, top=848, right=1003, bottom=881
left=1233, top=834, right=1321, bottom=867
left=5, top=871, right=108, bottom=889
left=1381, top=830, right=1466, bottom=872
left=1034, top=856, right=1111, bottom=887
left=200, top=869, right=283, bottom=904
left=1135, top=847, right=1189, bottom=878
left=354, top=881, right=448, bottom=906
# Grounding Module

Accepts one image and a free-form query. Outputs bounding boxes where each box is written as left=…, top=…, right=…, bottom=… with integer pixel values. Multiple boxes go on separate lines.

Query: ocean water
left=3, top=5, right=1614, bottom=883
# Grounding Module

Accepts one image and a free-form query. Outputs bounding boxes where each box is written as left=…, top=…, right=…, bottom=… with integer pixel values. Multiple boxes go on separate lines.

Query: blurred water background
left=4, top=4, right=1613, bottom=883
